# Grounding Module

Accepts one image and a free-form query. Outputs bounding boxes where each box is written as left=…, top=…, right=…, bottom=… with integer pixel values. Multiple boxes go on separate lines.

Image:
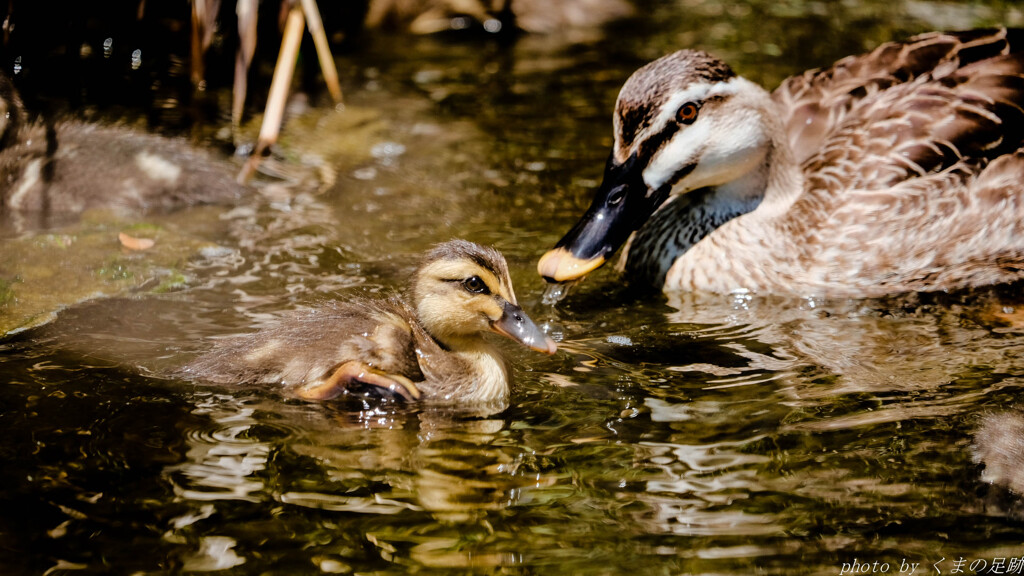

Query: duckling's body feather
left=185, top=297, right=429, bottom=390
left=181, top=240, right=555, bottom=405
left=541, top=29, right=1024, bottom=298
left=2, top=121, right=244, bottom=216
left=184, top=295, right=515, bottom=403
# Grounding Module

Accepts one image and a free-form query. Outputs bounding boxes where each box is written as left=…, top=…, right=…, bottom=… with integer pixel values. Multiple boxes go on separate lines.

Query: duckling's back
left=181, top=296, right=425, bottom=390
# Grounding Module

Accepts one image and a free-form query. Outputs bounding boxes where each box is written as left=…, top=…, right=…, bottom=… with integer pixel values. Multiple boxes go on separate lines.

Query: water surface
left=3, top=1, right=1024, bottom=574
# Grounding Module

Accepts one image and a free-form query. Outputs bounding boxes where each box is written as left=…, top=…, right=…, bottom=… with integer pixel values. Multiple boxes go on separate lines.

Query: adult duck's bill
left=538, top=153, right=671, bottom=283
left=490, top=300, right=558, bottom=355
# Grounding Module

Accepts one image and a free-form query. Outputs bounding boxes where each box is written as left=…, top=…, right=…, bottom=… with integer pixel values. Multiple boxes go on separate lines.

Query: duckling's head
left=538, top=49, right=776, bottom=283
left=412, top=239, right=557, bottom=354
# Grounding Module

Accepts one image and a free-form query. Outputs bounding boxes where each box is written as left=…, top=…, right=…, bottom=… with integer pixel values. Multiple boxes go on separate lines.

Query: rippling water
left=3, top=1, right=1024, bottom=574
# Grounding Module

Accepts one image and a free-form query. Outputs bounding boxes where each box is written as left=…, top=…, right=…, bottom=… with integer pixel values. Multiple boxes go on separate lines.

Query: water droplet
left=606, top=335, right=632, bottom=346
left=728, top=288, right=752, bottom=310
left=413, top=69, right=443, bottom=85
left=540, top=321, right=564, bottom=342
left=542, top=281, right=579, bottom=305
left=352, top=167, right=377, bottom=181
left=483, top=19, right=502, bottom=33
left=370, top=142, right=406, bottom=163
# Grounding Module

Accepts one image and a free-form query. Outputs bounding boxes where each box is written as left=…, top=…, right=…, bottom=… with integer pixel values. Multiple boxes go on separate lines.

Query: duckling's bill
left=490, top=300, right=558, bottom=354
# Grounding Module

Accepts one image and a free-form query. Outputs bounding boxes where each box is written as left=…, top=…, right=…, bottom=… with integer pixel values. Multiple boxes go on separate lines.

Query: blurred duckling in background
left=181, top=240, right=557, bottom=405
left=365, top=0, right=633, bottom=35
left=0, top=73, right=243, bottom=224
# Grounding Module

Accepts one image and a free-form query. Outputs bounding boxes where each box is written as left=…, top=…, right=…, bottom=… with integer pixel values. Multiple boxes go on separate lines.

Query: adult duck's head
left=538, top=50, right=777, bottom=285
left=413, top=239, right=557, bottom=355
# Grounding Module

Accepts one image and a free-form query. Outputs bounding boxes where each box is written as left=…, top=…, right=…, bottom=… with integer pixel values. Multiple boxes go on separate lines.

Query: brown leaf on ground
left=118, top=232, right=155, bottom=251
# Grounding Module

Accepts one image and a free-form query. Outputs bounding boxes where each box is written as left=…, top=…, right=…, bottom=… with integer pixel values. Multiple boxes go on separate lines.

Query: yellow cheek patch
left=469, top=298, right=504, bottom=322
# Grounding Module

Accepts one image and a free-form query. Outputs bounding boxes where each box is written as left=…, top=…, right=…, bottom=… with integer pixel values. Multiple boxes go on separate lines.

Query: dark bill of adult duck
left=538, top=152, right=678, bottom=284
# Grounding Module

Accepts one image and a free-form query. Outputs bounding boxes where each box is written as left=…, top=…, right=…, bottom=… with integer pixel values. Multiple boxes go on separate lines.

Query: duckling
left=0, top=73, right=243, bottom=223
left=180, top=239, right=557, bottom=404
left=539, top=29, right=1024, bottom=299
left=364, top=0, right=633, bottom=35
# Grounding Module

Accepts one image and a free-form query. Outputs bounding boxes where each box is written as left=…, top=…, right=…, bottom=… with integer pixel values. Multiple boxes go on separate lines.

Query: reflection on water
left=3, top=1, right=1024, bottom=574
left=168, top=393, right=273, bottom=503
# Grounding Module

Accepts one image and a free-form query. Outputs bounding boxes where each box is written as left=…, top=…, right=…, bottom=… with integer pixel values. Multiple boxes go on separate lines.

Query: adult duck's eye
left=676, top=102, right=699, bottom=125
left=463, top=276, right=489, bottom=294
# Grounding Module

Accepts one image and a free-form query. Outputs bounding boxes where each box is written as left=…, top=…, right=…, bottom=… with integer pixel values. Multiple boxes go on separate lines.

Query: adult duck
left=538, top=28, right=1024, bottom=299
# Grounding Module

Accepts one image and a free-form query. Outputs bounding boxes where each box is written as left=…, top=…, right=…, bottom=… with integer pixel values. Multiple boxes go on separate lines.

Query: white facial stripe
left=617, top=76, right=744, bottom=161
left=644, top=99, right=770, bottom=192
left=642, top=120, right=712, bottom=190
left=637, top=77, right=760, bottom=191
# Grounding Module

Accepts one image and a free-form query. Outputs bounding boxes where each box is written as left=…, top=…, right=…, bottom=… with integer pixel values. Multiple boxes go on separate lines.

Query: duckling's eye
left=463, top=276, right=490, bottom=294
left=676, top=102, right=700, bottom=125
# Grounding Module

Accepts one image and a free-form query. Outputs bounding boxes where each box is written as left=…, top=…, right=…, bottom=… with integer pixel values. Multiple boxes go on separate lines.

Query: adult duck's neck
left=738, top=111, right=804, bottom=218
left=624, top=121, right=802, bottom=287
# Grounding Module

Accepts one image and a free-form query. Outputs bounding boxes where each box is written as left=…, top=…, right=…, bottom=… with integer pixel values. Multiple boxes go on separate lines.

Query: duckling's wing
left=773, top=28, right=1024, bottom=165
left=180, top=297, right=424, bottom=387
left=346, top=297, right=425, bottom=380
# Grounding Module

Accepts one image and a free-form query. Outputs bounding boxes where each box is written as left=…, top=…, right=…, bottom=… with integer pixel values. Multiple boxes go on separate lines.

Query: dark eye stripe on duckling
left=439, top=266, right=501, bottom=292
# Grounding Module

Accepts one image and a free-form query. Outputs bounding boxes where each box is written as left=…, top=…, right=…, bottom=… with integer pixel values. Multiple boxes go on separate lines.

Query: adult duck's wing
left=798, top=146, right=1024, bottom=295
left=798, top=47, right=1024, bottom=198
left=784, top=47, right=1024, bottom=294
left=773, top=28, right=1024, bottom=165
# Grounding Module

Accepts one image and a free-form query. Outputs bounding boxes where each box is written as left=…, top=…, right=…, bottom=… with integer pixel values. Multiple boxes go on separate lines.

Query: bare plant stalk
left=238, top=3, right=305, bottom=183
left=233, top=0, right=258, bottom=135
left=299, top=0, right=342, bottom=103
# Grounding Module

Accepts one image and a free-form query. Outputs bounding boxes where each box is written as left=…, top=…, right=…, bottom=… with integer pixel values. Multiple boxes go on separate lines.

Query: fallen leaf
left=118, top=232, right=155, bottom=251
